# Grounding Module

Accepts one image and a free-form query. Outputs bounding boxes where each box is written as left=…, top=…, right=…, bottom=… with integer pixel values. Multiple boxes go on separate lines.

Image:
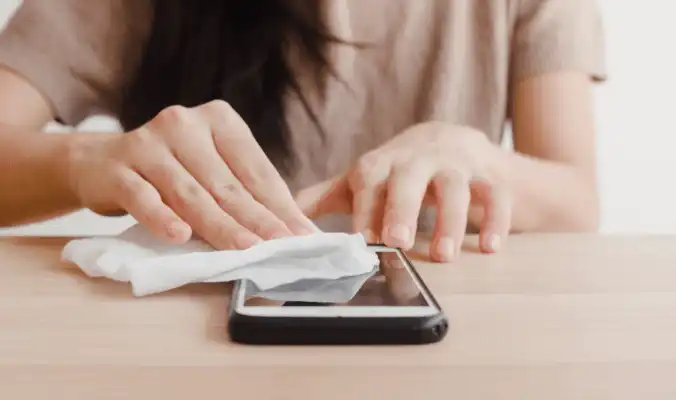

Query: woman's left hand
left=296, top=122, right=512, bottom=262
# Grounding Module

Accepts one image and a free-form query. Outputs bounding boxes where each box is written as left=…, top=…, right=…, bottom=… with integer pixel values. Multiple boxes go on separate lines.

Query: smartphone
left=228, top=246, right=449, bottom=345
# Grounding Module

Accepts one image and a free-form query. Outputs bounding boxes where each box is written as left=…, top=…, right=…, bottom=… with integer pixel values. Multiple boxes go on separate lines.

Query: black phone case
left=227, top=249, right=449, bottom=345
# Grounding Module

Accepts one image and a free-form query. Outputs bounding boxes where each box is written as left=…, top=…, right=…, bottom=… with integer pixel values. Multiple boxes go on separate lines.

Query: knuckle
left=391, top=160, right=419, bottom=179
left=212, top=219, right=236, bottom=242
left=438, top=168, right=469, bottom=186
left=110, top=170, right=134, bottom=192
left=120, top=129, right=162, bottom=159
left=202, top=100, right=250, bottom=139
left=170, top=181, right=204, bottom=209
left=111, top=173, right=148, bottom=204
left=211, top=186, right=286, bottom=238
left=222, top=181, right=246, bottom=196
left=225, top=159, right=282, bottom=197
left=213, top=182, right=248, bottom=209
left=209, top=218, right=259, bottom=250
left=245, top=165, right=276, bottom=190
left=199, top=219, right=237, bottom=250
left=352, top=152, right=386, bottom=189
left=238, top=212, right=280, bottom=236
left=201, top=99, right=234, bottom=115
left=471, top=175, right=511, bottom=205
left=154, top=106, right=199, bottom=138
left=253, top=221, right=286, bottom=239
left=158, top=105, right=191, bottom=125
left=139, top=153, right=175, bottom=181
left=356, top=152, right=381, bottom=174
left=471, top=176, right=497, bottom=193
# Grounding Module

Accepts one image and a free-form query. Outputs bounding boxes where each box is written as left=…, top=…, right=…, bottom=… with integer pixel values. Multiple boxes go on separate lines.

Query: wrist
left=39, top=133, right=87, bottom=208
left=60, top=132, right=120, bottom=208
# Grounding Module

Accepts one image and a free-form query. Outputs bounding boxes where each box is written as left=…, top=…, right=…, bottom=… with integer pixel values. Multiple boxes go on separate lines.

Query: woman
left=0, top=0, right=605, bottom=262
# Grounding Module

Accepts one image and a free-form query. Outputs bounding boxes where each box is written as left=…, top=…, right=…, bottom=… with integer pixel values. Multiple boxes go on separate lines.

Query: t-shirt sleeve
left=510, top=0, right=607, bottom=83
left=0, top=0, right=151, bottom=126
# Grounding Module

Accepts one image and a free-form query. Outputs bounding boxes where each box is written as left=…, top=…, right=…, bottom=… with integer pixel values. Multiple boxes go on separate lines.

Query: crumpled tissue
left=61, top=224, right=379, bottom=299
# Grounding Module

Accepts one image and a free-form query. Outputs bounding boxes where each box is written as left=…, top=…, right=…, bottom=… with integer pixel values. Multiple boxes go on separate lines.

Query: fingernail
left=387, top=224, right=411, bottom=246
left=270, top=231, right=289, bottom=240
left=235, top=233, right=262, bottom=249
left=299, top=218, right=320, bottom=235
left=168, top=221, right=190, bottom=241
left=301, top=222, right=320, bottom=235
left=437, top=237, right=455, bottom=262
left=300, top=228, right=315, bottom=236
left=363, top=229, right=377, bottom=243
left=487, top=234, right=501, bottom=252
left=293, top=225, right=314, bottom=236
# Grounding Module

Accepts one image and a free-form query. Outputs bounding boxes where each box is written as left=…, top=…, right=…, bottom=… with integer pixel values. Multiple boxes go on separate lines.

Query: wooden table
left=1, top=234, right=676, bottom=399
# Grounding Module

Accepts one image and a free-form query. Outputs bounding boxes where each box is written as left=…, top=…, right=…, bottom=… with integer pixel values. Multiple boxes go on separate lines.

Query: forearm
left=0, top=129, right=83, bottom=226
left=492, top=148, right=599, bottom=233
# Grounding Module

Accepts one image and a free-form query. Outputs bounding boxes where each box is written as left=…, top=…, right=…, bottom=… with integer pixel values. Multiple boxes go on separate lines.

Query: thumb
left=295, top=175, right=352, bottom=219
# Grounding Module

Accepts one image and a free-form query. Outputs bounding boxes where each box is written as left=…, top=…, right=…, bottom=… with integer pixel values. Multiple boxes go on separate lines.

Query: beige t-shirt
left=0, top=0, right=605, bottom=192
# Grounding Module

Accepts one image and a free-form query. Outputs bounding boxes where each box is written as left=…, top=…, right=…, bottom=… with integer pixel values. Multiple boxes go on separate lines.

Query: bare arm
left=0, top=66, right=87, bottom=226
left=0, top=66, right=317, bottom=251
left=489, top=72, right=600, bottom=232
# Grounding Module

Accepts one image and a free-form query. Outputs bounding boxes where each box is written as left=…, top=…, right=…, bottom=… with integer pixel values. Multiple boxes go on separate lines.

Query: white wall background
left=0, top=0, right=675, bottom=236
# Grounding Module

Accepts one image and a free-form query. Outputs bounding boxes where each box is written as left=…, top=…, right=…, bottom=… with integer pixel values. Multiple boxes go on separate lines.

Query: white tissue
left=62, top=224, right=379, bottom=297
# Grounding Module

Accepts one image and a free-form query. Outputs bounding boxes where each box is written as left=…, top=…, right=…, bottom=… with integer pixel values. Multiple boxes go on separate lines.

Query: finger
left=201, top=101, right=316, bottom=234
left=382, top=162, right=434, bottom=249
left=294, top=175, right=351, bottom=219
left=135, top=150, right=260, bottom=250
left=208, top=171, right=298, bottom=239
left=170, top=129, right=296, bottom=240
left=369, top=189, right=387, bottom=244
left=352, top=183, right=387, bottom=244
left=349, top=156, right=391, bottom=243
left=471, top=179, right=511, bottom=253
left=112, top=168, right=192, bottom=244
left=431, top=170, right=471, bottom=262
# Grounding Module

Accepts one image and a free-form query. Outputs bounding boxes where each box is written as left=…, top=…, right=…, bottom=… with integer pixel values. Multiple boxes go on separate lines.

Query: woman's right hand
left=65, top=100, right=317, bottom=249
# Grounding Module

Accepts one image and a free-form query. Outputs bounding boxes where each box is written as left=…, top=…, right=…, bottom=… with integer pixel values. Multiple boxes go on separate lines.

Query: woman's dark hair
left=119, top=0, right=341, bottom=171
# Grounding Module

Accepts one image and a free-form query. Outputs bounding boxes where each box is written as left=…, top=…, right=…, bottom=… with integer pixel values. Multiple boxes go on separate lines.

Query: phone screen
left=241, top=250, right=431, bottom=308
